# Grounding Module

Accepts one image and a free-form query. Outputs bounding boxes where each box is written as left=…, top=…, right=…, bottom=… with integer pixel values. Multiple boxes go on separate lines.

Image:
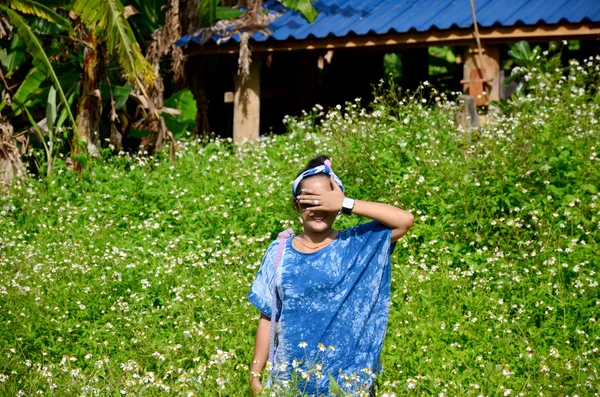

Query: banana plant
left=74, top=0, right=154, bottom=87
left=1, top=0, right=158, bottom=172
left=0, top=4, right=78, bottom=138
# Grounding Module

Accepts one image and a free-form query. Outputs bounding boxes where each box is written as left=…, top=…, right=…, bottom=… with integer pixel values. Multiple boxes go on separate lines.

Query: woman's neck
left=301, top=228, right=336, bottom=243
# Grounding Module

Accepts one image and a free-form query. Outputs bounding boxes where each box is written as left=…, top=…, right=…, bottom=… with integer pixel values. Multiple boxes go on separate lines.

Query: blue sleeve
left=248, top=240, right=282, bottom=320
left=351, top=220, right=396, bottom=256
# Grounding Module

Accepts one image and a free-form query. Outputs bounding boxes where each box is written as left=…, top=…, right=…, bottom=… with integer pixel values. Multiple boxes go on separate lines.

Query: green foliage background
left=0, top=54, right=599, bottom=396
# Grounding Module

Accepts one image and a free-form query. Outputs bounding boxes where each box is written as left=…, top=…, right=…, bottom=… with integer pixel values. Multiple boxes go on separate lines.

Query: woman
left=248, top=156, right=414, bottom=396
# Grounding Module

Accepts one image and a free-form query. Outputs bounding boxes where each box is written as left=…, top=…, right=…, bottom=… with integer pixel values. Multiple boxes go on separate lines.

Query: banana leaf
left=1, top=5, right=78, bottom=136
left=11, top=67, right=46, bottom=114
left=100, top=81, right=131, bottom=110
left=8, top=0, right=73, bottom=35
left=46, top=86, right=56, bottom=133
left=75, top=0, right=154, bottom=87
left=0, top=35, right=27, bottom=77
left=163, top=89, right=197, bottom=140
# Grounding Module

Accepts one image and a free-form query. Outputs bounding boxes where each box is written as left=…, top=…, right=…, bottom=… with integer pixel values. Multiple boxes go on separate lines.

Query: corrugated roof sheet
left=176, top=0, right=600, bottom=46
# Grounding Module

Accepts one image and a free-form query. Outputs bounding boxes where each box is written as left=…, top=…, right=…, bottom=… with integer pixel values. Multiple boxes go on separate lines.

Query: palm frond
left=74, top=0, right=155, bottom=87
left=0, top=5, right=78, bottom=136
left=8, top=0, right=73, bottom=35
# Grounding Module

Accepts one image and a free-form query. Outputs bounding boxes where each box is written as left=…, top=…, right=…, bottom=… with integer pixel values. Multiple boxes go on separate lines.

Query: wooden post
left=462, top=45, right=500, bottom=105
left=233, top=56, right=262, bottom=143
left=455, top=94, right=479, bottom=134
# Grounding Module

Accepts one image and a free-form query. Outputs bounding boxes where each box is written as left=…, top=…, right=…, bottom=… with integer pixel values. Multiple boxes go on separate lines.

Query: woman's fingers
left=330, top=175, right=342, bottom=191
left=296, top=194, right=321, bottom=201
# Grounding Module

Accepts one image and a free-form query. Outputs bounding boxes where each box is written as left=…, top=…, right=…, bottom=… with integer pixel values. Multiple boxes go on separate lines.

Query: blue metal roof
left=176, top=0, right=600, bottom=46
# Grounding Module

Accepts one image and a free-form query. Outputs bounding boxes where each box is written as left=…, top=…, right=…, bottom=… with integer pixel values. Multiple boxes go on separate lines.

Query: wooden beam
left=186, top=22, right=600, bottom=55
left=233, top=56, right=261, bottom=143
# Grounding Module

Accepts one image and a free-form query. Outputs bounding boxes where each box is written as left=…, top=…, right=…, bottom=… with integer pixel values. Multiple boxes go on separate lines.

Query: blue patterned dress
left=248, top=221, right=396, bottom=396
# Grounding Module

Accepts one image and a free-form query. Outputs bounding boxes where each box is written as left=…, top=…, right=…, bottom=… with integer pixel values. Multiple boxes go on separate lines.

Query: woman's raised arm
left=350, top=200, right=414, bottom=242
left=296, top=175, right=414, bottom=243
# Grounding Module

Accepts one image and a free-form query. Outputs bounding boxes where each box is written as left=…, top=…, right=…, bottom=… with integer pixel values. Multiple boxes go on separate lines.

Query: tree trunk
left=73, top=32, right=103, bottom=164
left=140, top=0, right=185, bottom=153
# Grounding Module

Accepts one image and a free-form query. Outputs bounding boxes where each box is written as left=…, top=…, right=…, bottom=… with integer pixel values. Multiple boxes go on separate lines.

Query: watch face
left=342, top=198, right=354, bottom=214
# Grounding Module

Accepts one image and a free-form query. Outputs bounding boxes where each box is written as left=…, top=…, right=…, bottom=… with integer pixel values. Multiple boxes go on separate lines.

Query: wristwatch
left=341, top=197, right=355, bottom=215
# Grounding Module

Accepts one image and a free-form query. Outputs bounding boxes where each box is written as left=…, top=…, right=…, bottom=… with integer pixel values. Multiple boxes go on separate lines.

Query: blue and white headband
left=292, top=159, right=345, bottom=197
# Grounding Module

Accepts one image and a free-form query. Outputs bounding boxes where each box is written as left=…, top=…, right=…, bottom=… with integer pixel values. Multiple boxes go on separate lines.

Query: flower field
left=0, top=55, right=599, bottom=396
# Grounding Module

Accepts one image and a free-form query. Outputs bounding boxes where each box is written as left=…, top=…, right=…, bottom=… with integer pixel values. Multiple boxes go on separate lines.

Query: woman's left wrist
left=341, top=197, right=356, bottom=215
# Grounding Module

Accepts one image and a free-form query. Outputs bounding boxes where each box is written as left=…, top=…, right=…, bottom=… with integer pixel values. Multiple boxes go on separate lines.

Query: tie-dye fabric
left=248, top=221, right=396, bottom=396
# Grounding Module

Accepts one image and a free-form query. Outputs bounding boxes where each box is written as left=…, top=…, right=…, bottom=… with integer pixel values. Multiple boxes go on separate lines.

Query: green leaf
left=0, top=35, right=27, bottom=77
left=125, top=0, right=166, bottom=37
left=163, top=89, right=197, bottom=140
left=328, top=372, right=340, bottom=394
left=214, top=6, right=243, bottom=20
left=56, top=84, right=79, bottom=134
left=514, top=40, right=531, bottom=58
left=581, top=184, right=597, bottom=194
left=112, top=84, right=130, bottom=110
left=74, top=0, right=155, bottom=86
left=100, top=82, right=131, bottom=110
left=128, top=129, right=151, bottom=139
left=279, top=0, right=318, bottom=23
left=11, top=67, right=46, bottom=114
left=198, top=0, right=219, bottom=25
left=46, top=86, right=56, bottom=133
left=8, top=0, right=74, bottom=35
left=1, top=5, right=78, bottom=136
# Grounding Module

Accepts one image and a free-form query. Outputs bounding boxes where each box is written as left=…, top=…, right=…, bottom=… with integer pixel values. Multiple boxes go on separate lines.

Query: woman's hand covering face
left=296, top=175, right=345, bottom=213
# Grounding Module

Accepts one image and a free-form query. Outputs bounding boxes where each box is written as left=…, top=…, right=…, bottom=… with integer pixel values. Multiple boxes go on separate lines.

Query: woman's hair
left=295, top=155, right=330, bottom=178
left=293, top=155, right=334, bottom=203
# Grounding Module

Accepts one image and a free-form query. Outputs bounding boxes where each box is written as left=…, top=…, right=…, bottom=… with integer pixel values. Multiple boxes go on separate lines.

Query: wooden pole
left=468, top=0, right=485, bottom=71
left=233, top=56, right=262, bottom=143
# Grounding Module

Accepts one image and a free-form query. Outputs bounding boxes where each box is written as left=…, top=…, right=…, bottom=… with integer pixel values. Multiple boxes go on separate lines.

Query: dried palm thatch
left=185, top=0, right=275, bottom=82
left=233, top=0, right=269, bottom=35
left=231, top=0, right=270, bottom=82
left=137, top=0, right=184, bottom=154
left=0, top=116, right=24, bottom=186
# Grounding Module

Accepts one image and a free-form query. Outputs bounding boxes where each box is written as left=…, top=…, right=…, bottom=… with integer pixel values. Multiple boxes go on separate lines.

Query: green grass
left=0, top=54, right=599, bottom=397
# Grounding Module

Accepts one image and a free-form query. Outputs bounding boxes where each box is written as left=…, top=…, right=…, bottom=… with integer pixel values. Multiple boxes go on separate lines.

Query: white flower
left=298, top=341, right=307, bottom=348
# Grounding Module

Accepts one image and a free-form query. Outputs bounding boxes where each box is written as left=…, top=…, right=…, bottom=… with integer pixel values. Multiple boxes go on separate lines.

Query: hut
left=177, top=0, right=600, bottom=142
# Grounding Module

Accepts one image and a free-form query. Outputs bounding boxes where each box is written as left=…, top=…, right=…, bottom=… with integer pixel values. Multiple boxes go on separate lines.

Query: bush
left=0, top=53, right=598, bottom=396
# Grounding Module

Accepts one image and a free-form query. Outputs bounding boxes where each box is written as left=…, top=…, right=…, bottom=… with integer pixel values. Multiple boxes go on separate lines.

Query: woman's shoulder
left=263, top=232, right=294, bottom=256
left=344, top=220, right=391, bottom=236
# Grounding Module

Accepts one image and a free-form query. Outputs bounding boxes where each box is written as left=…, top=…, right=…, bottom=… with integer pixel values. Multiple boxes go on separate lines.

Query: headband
left=292, top=159, right=345, bottom=197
